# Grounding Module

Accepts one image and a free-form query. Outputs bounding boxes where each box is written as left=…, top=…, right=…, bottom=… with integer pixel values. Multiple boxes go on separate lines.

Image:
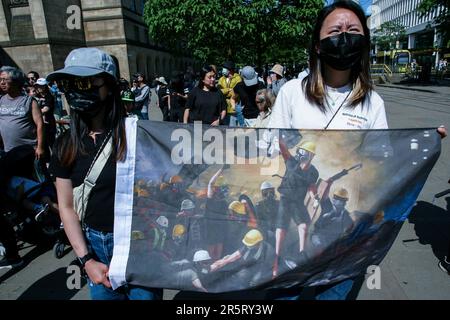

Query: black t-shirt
left=278, top=157, right=319, bottom=200
left=186, top=87, right=226, bottom=124
left=233, top=81, right=265, bottom=119
left=255, top=199, right=279, bottom=231
left=37, top=94, right=56, bottom=134
left=157, top=86, right=168, bottom=110
left=167, top=87, right=185, bottom=111
left=49, top=132, right=116, bottom=233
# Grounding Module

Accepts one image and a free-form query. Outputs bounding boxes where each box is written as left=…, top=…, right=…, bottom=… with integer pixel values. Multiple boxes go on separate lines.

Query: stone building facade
left=0, top=0, right=195, bottom=80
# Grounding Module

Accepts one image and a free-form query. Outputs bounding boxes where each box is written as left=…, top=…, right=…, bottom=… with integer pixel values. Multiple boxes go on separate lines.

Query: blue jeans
left=235, top=104, right=246, bottom=127
left=271, top=279, right=355, bottom=300
left=141, top=112, right=149, bottom=120
left=228, top=104, right=246, bottom=127
left=85, top=227, right=163, bottom=300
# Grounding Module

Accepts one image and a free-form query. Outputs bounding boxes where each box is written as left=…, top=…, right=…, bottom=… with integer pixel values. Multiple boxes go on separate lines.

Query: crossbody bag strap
left=78, top=131, right=113, bottom=224
left=83, top=132, right=113, bottom=189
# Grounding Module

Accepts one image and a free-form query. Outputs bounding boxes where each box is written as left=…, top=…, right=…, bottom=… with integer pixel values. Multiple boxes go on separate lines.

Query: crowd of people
left=117, top=60, right=291, bottom=129
left=0, top=0, right=447, bottom=300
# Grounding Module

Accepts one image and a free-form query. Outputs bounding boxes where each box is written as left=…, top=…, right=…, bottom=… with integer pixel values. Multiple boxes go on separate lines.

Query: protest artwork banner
left=109, top=119, right=440, bottom=293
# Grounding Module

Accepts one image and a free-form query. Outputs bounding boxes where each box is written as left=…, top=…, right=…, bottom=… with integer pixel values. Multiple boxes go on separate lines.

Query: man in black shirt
left=273, top=140, right=319, bottom=277
left=35, top=78, right=56, bottom=158
left=156, top=77, right=169, bottom=121
left=256, top=181, right=279, bottom=245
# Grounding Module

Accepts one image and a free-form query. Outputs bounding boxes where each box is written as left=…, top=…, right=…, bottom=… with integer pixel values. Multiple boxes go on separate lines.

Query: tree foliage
left=417, top=0, right=450, bottom=48
left=372, top=21, right=407, bottom=51
left=144, top=0, right=323, bottom=67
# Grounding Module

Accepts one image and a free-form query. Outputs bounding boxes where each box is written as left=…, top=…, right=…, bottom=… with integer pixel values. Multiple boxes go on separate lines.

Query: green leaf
left=143, top=0, right=323, bottom=65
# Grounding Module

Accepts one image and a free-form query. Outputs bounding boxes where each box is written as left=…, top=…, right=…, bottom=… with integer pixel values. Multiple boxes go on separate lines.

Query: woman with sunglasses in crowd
left=267, top=0, right=446, bottom=300
left=253, top=89, right=276, bottom=128
left=48, top=48, right=162, bottom=300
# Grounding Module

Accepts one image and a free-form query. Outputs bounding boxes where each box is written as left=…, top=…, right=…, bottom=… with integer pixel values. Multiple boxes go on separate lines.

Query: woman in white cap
left=156, top=77, right=170, bottom=121
left=48, top=48, right=162, bottom=300
left=35, top=78, right=56, bottom=154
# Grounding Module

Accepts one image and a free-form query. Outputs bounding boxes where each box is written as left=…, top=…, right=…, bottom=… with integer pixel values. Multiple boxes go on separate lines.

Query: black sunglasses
left=256, top=96, right=266, bottom=104
left=57, top=77, right=105, bottom=92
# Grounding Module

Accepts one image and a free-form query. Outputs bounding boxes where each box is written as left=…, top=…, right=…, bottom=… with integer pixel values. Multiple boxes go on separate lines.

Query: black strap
left=84, top=130, right=113, bottom=180
left=324, top=90, right=353, bottom=130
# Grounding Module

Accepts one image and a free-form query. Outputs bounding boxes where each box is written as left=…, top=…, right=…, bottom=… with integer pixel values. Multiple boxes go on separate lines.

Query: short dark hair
left=135, top=73, right=145, bottom=80
left=27, top=71, right=40, bottom=79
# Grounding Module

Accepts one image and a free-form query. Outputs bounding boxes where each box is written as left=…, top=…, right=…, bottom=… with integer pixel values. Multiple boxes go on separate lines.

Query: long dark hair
left=197, top=65, right=216, bottom=89
left=58, top=75, right=127, bottom=166
left=303, top=0, right=372, bottom=111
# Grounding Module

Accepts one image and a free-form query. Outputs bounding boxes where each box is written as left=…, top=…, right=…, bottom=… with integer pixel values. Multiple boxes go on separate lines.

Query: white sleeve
left=267, top=85, right=292, bottom=129
left=369, top=93, right=388, bottom=129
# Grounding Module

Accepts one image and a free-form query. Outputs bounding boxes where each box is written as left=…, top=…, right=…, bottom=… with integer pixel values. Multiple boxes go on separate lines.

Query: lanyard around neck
left=323, top=89, right=352, bottom=130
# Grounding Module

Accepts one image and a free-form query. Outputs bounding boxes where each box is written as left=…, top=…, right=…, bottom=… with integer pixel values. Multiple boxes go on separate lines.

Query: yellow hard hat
left=170, top=175, right=183, bottom=184
left=215, top=175, right=226, bottom=187
left=137, top=179, right=146, bottom=187
left=172, top=224, right=186, bottom=237
left=299, top=141, right=316, bottom=154
left=242, top=229, right=263, bottom=247
left=131, top=230, right=145, bottom=241
left=229, top=201, right=246, bottom=215
left=333, top=187, right=349, bottom=201
left=138, top=189, right=150, bottom=197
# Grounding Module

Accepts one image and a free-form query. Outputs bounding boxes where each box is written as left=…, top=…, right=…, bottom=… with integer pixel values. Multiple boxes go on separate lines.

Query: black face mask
left=319, top=32, right=365, bottom=71
left=66, top=89, right=106, bottom=118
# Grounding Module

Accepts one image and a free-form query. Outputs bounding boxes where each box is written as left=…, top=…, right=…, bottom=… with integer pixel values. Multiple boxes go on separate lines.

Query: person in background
left=0, top=66, right=45, bottom=270
left=121, top=89, right=137, bottom=117
left=253, top=89, right=275, bottom=128
left=267, top=64, right=287, bottom=97
left=50, top=81, right=65, bottom=117
left=217, top=61, right=242, bottom=126
left=35, top=78, right=56, bottom=159
left=233, top=66, right=265, bottom=127
left=168, top=75, right=187, bottom=123
left=156, top=77, right=170, bottom=121
left=27, top=71, right=40, bottom=87
left=131, top=78, right=139, bottom=93
left=134, top=73, right=151, bottom=120
left=184, top=65, right=226, bottom=126
left=26, top=86, right=36, bottom=97
left=0, top=66, right=45, bottom=159
left=118, top=78, right=130, bottom=95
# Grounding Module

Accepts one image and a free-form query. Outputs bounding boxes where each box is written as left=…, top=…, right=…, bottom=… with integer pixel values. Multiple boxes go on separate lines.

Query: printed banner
left=109, top=119, right=440, bottom=293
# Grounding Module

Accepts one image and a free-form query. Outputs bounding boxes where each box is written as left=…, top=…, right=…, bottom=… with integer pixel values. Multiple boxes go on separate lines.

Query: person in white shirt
left=253, top=89, right=275, bottom=128
left=267, top=0, right=446, bottom=301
